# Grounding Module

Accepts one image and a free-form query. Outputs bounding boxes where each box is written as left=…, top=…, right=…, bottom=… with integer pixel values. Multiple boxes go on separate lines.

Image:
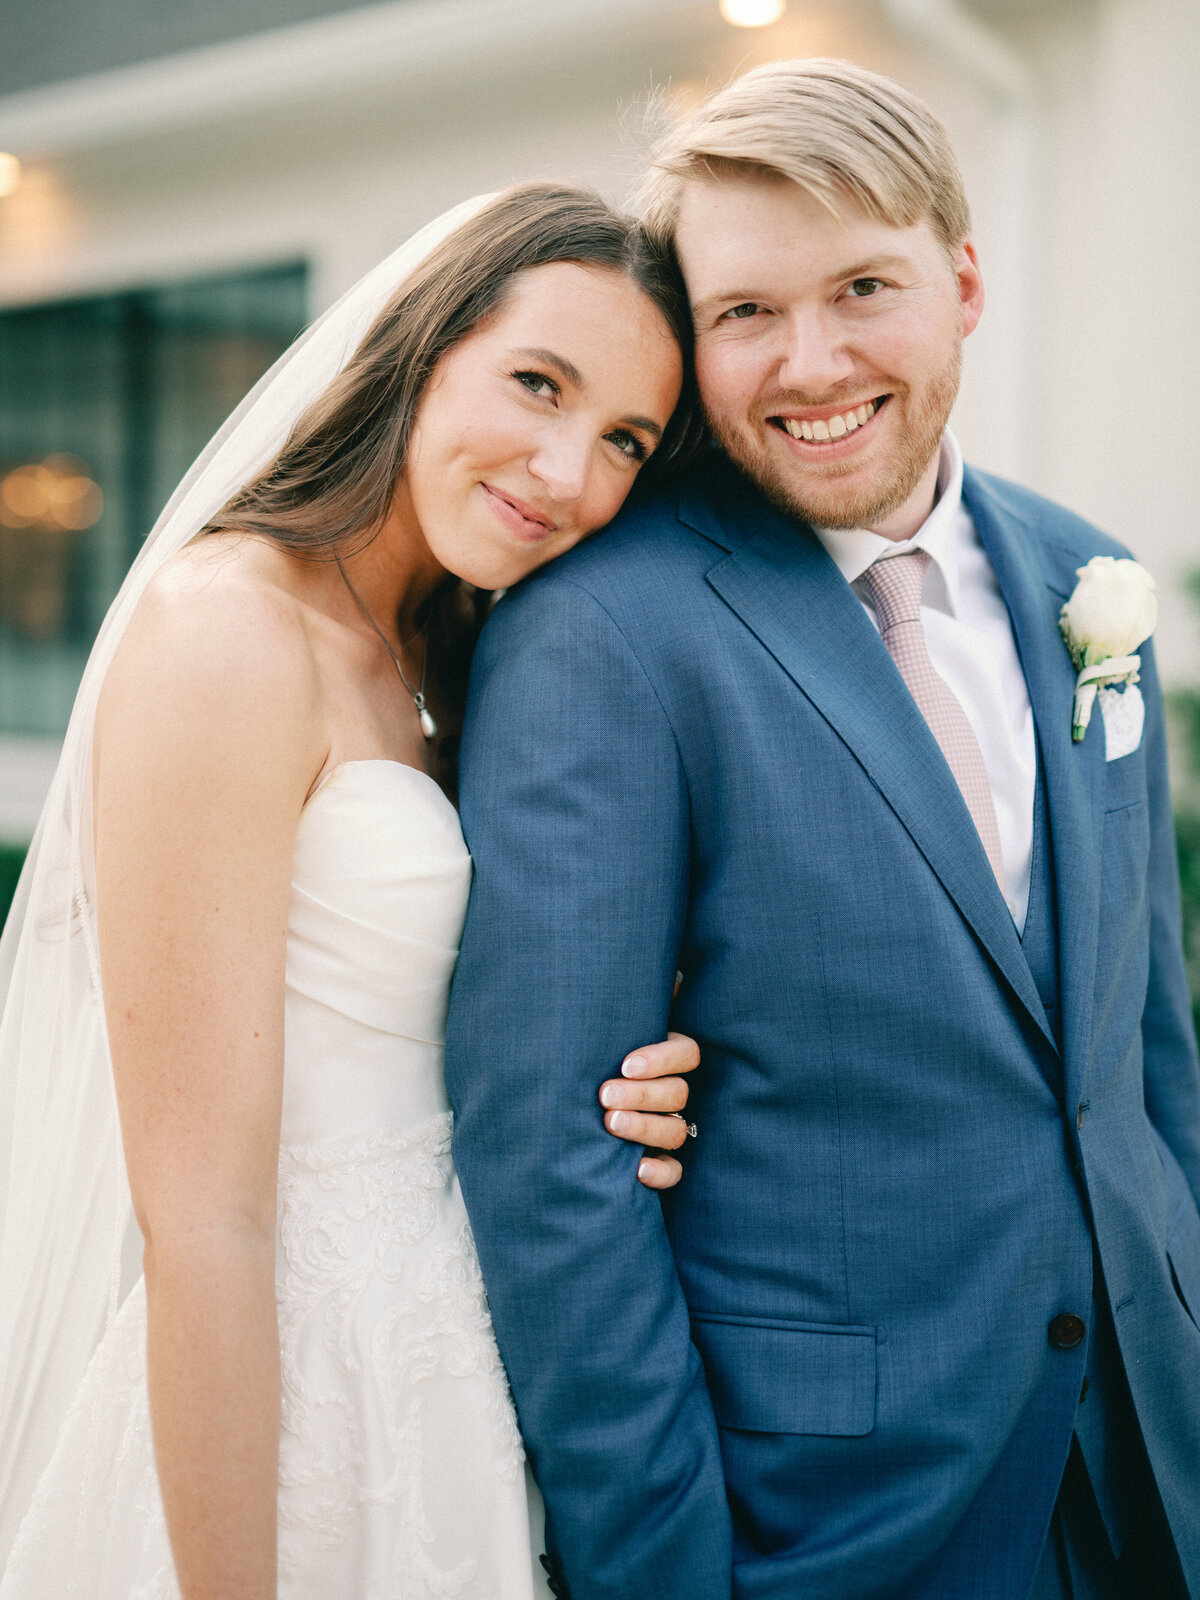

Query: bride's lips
left=481, top=483, right=558, bottom=543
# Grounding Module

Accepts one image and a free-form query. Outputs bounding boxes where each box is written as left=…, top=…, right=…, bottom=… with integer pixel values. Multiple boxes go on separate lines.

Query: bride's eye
left=513, top=370, right=558, bottom=400
left=722, top=302, right=760, bottom=321
left=606, top=429, right=648, bottom=463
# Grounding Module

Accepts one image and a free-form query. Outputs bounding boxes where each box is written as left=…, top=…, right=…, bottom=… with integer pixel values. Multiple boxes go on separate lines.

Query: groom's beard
left=706, top=337, right=962, bottom=533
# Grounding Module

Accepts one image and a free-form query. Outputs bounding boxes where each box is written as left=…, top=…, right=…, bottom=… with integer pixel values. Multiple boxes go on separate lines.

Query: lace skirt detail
left=1, top=1114, right=549, bottom=1600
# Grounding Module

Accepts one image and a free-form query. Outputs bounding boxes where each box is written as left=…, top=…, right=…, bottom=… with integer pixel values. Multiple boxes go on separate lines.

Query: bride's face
left=397, top=261, right=683, bottom=590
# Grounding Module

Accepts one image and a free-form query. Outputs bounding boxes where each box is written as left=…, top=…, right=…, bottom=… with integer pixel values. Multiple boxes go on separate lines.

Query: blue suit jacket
left=444, top=453, right=1200, bottom=1600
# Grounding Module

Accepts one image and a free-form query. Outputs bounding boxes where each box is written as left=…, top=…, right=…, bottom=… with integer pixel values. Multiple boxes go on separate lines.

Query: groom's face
left=673, top=173, right=983, bottom=530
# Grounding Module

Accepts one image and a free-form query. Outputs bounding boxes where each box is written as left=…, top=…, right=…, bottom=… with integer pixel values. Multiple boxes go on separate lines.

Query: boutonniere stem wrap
left=1059, top=556, right=1157, bottom=743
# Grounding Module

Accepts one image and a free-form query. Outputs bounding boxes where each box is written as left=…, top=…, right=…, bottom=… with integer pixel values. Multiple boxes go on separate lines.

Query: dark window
left=0, top=263, right=308, bottom=735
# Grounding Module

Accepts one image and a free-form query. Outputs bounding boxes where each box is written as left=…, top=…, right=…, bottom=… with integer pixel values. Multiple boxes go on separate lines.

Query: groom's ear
left=956, top=238, right=985, bottom=339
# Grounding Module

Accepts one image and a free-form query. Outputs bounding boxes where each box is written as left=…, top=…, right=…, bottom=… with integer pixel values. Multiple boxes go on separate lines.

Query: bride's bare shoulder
left=118, top=533, right=314, bottom=663
left=99, top=533, right=324, bottom=757
left=138, top=531, right=307, bottom=626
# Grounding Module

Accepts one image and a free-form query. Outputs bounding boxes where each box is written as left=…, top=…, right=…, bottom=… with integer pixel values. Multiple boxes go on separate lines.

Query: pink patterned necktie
left=862, top=549, right=1006, bottom=888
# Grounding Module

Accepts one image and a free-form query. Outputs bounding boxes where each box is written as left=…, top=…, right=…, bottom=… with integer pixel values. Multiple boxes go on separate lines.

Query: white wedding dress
left=0, top=759, right=551, bottom=1599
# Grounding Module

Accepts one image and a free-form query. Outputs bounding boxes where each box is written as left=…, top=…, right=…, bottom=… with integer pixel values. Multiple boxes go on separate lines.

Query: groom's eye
left=723, top=302, right=760, bottom=321
left=848, top=278, right=884, bottom=298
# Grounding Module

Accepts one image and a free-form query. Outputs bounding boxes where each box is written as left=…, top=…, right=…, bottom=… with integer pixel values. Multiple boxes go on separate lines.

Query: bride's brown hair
left=206, top=182, right=703, bottom=558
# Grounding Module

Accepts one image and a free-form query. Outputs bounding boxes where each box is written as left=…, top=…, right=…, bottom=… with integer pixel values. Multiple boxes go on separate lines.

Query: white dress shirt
left=813, top=431, right=1036, bottom=931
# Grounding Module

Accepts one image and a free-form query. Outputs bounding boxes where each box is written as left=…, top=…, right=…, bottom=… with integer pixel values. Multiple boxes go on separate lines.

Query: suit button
left=1049, top=1313, right=1087, bottom=1350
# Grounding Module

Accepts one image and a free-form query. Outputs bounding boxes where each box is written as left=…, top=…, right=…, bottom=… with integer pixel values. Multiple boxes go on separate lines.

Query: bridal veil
left=0, top=194, right=490, bottom=1564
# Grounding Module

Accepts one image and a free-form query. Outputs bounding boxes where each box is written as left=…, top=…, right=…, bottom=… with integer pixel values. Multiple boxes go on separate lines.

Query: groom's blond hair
left=639, top=58, right=970, bottom=259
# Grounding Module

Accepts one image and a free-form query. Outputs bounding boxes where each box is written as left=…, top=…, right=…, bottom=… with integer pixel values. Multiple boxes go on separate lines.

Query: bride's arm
left=94, top=566, right=322, bottom=1600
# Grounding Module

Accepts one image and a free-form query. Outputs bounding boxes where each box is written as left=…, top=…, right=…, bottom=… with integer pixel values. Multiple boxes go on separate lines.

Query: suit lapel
left=693, top=485, right=1056, bottom=1050
left=965, top=470, right=1104, bottom=1098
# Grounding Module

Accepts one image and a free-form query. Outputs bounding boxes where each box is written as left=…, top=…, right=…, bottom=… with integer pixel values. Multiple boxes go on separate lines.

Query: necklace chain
left=335, top=555, right=438, bottom=740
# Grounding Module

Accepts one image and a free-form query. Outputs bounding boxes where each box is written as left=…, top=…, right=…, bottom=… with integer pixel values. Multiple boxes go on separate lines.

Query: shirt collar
left=811, top=430, right=965, bottom=617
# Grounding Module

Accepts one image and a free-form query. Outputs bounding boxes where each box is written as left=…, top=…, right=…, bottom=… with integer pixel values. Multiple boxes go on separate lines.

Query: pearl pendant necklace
left=336, top=555, right=438, bottom=740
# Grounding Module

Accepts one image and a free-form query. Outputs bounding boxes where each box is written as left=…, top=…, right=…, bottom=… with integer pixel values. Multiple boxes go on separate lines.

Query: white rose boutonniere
left=1058, top=556, right=1157, bottom=742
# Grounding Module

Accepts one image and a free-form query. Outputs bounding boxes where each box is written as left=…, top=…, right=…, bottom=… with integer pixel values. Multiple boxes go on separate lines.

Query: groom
left=445, top=60, right=1200, bottom=1600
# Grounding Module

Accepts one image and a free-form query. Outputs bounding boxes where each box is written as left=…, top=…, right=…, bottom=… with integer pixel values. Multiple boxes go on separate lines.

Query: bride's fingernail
left=638, top=1160, right=654, bottom=1182
left=599, top=1083, right=621, bottom=1108
left=622, top=1054, right=648, bottom=1077
left=610, top=1110, right=631, bottom=1133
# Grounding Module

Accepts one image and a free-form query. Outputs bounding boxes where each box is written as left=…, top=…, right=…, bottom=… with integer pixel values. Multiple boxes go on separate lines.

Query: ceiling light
left=719, top=0, right=786, bottom=26
left=0, top=153, right=21, bottom=198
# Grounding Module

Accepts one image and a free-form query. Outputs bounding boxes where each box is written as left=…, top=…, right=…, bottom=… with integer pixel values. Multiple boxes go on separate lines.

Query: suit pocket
left=690, top=1312, right=876, bottom=1437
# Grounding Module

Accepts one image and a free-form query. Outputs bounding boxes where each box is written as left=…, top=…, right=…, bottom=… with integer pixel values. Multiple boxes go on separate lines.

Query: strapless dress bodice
left=267, top=761, right=545, bottom=1594
left=281, top=759, right=473, bottom=1147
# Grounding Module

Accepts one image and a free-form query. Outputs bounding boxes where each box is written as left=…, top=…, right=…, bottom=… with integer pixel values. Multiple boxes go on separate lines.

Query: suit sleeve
left=443, top=573, right=732, bottom=1600
left=1138, top=638, right=1200, bottom=1204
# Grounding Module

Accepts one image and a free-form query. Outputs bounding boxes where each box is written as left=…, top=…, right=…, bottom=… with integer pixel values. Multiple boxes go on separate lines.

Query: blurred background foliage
left=0, top=845, right=21, bottom=929
left=1167, top=573, right=1200, bottom=1043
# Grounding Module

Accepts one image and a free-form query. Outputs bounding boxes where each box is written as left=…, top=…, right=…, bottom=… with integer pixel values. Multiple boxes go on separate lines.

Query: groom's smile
left=674, top=170, right=984, bottom=539
left=769, top=393, right=887, bottom=449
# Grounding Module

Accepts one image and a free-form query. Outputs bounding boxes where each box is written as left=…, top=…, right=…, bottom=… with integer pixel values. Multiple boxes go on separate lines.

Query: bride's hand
left=599, top=1031, right=700, bottom=1191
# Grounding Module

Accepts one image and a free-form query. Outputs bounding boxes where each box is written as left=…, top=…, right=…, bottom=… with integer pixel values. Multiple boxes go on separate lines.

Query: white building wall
left=1033, top=0, right=1200, bottom=680
left=0, top=0, right=1197, bottom=834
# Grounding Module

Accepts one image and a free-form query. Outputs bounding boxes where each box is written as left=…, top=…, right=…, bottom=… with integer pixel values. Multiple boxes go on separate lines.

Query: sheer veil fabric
left=0, top=194, right=492, bottom=1565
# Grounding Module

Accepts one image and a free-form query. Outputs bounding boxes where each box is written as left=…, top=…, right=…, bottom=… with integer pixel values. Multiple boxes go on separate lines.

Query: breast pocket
left=690, top=1312, right=877, bottom=1437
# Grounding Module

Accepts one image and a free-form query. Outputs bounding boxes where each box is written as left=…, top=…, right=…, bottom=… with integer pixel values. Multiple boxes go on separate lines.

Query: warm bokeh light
left=0, top=153, right=21, bottom=198
left=0, top=456, right=103, bottom=533
left=0, top=166, right=78, bottom=268
left=719, top=0, right=786, bottom=26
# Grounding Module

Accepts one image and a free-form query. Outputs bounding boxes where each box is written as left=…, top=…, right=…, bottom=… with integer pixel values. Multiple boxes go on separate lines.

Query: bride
left=0, top=184, right=705, bottom=1597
